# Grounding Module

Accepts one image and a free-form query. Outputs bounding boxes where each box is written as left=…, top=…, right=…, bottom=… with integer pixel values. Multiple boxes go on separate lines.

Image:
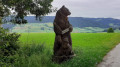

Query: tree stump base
left=52, top=54, right=76, bottom=63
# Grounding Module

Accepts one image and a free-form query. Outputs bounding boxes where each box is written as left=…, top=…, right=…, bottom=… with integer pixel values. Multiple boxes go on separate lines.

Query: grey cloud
left=49, top=0, right=120, bottom=19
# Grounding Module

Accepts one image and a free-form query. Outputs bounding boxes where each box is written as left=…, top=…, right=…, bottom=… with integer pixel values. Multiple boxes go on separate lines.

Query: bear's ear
left=62, top=5, right=65, bottom=8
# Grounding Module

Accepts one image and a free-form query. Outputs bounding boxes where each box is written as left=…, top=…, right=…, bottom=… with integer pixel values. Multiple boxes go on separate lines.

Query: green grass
left=12, top=33, right=120, bottom=67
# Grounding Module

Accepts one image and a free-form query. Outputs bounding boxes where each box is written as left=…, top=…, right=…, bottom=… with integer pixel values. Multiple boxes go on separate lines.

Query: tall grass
left=10, top=33, right=120, bottom=67
left=12, top=43, right=58, bottom=67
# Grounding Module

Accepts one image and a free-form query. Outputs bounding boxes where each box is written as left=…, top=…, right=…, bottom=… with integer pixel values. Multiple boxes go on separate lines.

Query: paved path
left=97, top=44, right=120, bottom=67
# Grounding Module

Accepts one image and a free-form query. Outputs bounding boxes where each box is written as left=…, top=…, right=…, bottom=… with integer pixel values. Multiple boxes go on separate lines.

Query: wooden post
left=0, top=0, right=2, bottom=27
left=0, top=17, right=2, bottom=27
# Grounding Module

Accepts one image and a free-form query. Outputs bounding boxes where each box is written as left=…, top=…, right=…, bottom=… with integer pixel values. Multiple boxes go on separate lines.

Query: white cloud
left=48, top=0, right=120, bottom=19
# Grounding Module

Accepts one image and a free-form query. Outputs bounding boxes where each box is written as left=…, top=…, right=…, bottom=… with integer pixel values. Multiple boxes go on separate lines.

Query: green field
left=12, top=33, right=120, bottom=67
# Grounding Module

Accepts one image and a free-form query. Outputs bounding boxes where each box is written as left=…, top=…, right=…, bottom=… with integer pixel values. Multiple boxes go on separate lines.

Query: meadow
left=10, top=33, right=120, bottom=67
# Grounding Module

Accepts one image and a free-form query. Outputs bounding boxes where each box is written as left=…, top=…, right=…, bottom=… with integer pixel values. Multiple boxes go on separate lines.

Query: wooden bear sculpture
left=52, top=5, right=75, bottom=63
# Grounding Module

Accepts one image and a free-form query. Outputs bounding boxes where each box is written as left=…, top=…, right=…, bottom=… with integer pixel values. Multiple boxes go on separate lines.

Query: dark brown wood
left=52, top=5, right=75, bottom=63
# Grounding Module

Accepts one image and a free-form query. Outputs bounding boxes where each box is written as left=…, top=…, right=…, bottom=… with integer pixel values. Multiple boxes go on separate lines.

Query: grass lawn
left=13, top=33, right=120, bottom=67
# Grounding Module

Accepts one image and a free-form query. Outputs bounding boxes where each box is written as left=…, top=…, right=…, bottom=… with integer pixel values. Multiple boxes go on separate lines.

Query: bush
left=107, top=28, right=114, bottom=33
left=0, top=27, right=20, bottom=64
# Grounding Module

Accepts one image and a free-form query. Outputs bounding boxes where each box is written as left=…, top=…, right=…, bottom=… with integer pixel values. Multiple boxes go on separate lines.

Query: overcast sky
left=48, top=0, right=120, bottom=19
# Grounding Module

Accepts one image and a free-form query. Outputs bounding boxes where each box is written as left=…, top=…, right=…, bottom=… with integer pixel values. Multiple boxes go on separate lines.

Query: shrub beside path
left=97, top=43, right=120, bottom=67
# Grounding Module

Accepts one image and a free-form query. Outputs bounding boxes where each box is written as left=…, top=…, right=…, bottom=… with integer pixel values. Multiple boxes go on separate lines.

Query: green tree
left=107, top=28, right=114, bottom=33
left=0, top=0, right=10, bottom=27
left=0, top=0, right=54, bottom=25
left=0, top=0, right=55, bottom=65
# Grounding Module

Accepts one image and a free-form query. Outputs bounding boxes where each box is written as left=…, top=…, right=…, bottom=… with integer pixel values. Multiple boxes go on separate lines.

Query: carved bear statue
left=53, top=5, right=74, bottom=59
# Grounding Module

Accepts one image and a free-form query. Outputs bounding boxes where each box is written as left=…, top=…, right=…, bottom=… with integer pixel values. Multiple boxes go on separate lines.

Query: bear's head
left=59, top=5, right=71, bottom=16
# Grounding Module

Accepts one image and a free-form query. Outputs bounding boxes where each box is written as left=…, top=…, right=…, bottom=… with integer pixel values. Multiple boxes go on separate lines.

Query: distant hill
left=2, top=16, right=120, bottom=29
left=11, top=23, right=106, bottom=33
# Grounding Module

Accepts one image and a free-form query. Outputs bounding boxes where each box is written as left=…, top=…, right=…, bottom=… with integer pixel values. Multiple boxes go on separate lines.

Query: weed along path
left=97, top=43, right=120, bottom=67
